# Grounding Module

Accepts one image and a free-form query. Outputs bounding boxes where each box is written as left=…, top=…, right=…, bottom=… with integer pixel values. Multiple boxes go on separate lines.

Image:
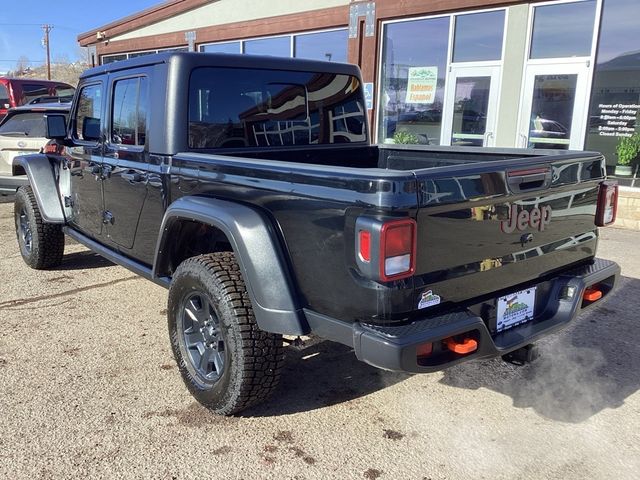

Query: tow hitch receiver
left=445, top=336, right=478, bottom=355
left=502, top=344, right=539, bottom=366
left=583, top=287, right=603, bottom=302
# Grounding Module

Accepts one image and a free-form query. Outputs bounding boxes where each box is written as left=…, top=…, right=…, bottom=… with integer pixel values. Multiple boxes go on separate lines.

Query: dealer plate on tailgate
left=496, top=287, right=536, bottom=333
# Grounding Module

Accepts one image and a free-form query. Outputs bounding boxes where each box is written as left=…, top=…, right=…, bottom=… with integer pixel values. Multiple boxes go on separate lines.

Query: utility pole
left=42, top=24, right=53, bottom=80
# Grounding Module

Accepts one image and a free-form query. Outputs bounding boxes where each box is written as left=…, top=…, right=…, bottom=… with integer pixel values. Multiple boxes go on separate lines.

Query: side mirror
left=82, top=117, right=101, bottom=142
left=45, top=114, right=67, bottom=140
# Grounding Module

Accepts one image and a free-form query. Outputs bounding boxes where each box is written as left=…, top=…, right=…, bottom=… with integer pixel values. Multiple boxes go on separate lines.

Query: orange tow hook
left=583, top=288, right=603, bottom=302
left=445, top=337, right=478, bottom=355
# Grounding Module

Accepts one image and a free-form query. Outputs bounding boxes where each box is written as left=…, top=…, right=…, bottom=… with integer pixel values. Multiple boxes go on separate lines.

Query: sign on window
left=405, top=66, right=438, bottom=104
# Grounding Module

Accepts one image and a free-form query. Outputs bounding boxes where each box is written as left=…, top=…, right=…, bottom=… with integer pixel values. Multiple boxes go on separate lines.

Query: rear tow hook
left=502, top=344, right=539, bottom=366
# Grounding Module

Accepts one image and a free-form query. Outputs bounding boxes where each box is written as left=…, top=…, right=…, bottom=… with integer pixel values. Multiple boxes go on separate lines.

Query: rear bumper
left=305, top=258, right=620, bottom=373
left=0, top=174, right=28, bottom=195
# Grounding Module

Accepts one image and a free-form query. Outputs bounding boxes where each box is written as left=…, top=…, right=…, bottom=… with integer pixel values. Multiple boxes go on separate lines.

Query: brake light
left=355, top=217, right=417, bottom=282
left=595, top=181, right=618, bottom=227
left=380, top=219, right=416, bottom=281
left=358, top=230, right=371, bottom=262
left=43, top=141, right=64, bottom=155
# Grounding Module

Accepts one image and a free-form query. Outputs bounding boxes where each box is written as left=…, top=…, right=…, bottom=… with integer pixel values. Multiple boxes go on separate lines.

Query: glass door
left=518, top=63, right=590, bottom=150
left=442, top=65, right=501, bottom=147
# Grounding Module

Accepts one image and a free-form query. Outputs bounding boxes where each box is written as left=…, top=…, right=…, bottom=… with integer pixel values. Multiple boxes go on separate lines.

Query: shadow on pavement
left=55, top=250, right=115, bottom=270
left=439, top=276, right=640, bottom=423
left=245, top=339, right=407, bottom=417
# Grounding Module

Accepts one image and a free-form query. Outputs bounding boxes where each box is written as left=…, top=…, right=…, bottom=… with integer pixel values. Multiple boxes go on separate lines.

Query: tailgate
left=0, top=137, right=41, bottom=175
left=412, top=151, right=606, bottom=309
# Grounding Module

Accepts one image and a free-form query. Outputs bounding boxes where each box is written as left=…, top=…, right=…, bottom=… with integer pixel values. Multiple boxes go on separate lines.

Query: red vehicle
left=0, top=77, right=75, bottom=121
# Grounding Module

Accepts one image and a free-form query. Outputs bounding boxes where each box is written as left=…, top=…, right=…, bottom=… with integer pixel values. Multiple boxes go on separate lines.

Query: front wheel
left=168, top=252, right=284, bottom=415
left=14, top=185, right=64, bottom=269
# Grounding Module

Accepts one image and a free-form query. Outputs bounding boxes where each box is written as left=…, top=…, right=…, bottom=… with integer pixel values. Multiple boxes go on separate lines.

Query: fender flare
left=153, top=196, right=308, bottom=336
left=13, top=154, right=65, bottom=223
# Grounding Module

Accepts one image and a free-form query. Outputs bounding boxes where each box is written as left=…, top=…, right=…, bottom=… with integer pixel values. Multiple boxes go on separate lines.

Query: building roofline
left=78, top=0, right=213, bottom=46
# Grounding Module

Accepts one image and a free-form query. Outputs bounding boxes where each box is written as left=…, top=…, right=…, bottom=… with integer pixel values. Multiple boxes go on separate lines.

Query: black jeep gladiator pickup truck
left=13, top=52, right=620, bottom=414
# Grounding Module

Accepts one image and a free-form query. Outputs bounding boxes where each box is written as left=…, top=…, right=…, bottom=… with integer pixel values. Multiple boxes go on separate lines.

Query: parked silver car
left=0, top=102, right=70, bottom=195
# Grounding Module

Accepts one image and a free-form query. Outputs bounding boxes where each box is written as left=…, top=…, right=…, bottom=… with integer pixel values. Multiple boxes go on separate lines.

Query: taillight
left=595, top=181, right=618, bottom=227
left=43, top=141, right=64, bottom=155
left=355, top=217, right=417, bottom=282
left=358, top=230, right=371, bottom=262
left=380, top=219, right=416, bottom=281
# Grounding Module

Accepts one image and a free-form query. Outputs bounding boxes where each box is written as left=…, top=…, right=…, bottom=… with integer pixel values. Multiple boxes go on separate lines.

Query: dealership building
left=79, top=0, right=640, bottom=224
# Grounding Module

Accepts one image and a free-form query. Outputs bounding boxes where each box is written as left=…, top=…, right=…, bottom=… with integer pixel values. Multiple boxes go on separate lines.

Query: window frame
left=101, top=46, right=188, bottom=65
left=520, top=0, right=603, bottom=152
left=197, top=27, right=348, bottom=61
left=527, top=0, right=599, bottom=63
left=108, top=74, right=150, bottom=152
left=375, top=6, right=508, bottom=144
left=71, top=81, right=104, bottom=146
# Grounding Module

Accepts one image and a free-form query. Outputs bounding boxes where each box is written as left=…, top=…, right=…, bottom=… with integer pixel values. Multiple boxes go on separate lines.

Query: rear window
left=0, top=111, right=66, bottom=137
left=22, top=84, right=50, bottom=104
left=188, top=67, right=366, bottom=149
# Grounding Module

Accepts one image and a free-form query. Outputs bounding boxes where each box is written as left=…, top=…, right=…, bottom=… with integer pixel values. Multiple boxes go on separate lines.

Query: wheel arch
left=13, top=154, right=65, bottom=223
left=154, top=196, right=308, bottom=336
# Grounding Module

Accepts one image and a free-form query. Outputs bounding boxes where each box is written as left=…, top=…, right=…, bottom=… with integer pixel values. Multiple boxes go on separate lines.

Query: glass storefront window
left=530, top=0, right=596, bottom=59
left=451, top=76, right=491, bottom=146
left=294, top=30, right=348, bottom=62
left=585, top=0, right=640, bottom=182
left=528, top=74, right=576, bottom=149
left=200, top=42, right=241, bottom=54
left=453, top=10, right=505, bottom=63
left=244, top=36, right=290, bottom=57
left=128, top=51, right=155, bottom=58
left=102, top=54, right=127, bottom=65
left=378, top=17, right=450, bottom=145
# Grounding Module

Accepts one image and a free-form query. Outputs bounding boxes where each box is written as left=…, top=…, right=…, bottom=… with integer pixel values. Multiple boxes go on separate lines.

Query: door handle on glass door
left=519, top=133, right=528, bottom=148
left=484, top=132, right=494, bottom=146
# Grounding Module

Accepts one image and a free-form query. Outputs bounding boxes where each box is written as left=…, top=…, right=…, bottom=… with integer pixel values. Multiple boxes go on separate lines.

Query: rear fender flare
left=154, top=196, right=307, bottom=336
left=13, top=154, right=65, bottom=223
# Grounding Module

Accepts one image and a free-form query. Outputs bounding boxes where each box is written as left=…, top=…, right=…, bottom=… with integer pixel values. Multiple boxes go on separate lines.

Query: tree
left=15, top=56, right=31, bottom=75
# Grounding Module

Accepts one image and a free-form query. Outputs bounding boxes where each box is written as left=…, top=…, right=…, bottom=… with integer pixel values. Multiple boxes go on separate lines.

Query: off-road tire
left=168, top=252, right=285, bottom=415
left=14, top=185, right=64, bottom=269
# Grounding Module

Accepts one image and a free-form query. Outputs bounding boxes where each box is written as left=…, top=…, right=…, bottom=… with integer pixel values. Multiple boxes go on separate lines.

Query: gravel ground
left=0, top=199, right=639, bottom=480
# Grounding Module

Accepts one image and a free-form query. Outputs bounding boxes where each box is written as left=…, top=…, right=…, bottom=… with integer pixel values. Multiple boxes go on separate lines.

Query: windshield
left=188, top=67, right=367, bottom=149
left=0, top=111, right=66, bottom=137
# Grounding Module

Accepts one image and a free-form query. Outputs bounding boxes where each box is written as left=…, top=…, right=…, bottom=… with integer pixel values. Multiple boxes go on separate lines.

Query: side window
left=74, top=83, right=103, bottom=142
left=54, top=86, right=75, bottom=101
left=22, top=84, right=50, bottom=104
left=111, top=77, right=148, bottom=147
left=0, top=84, right=9, bottom=107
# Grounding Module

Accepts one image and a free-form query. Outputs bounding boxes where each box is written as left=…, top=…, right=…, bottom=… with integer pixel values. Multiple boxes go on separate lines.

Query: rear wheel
left=14, top=185, right=64, bottom=269
left=168, top=252, right=284, bottom=415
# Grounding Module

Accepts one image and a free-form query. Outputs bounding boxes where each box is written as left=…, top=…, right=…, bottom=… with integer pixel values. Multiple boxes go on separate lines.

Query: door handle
left=519, top=133, right=528, bottom=148
left=507, top=166, right=552, bottom=193
left=484, top=131, right=494, bottom=146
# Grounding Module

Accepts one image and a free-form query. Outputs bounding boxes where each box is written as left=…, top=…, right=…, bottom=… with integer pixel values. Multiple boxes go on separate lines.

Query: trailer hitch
left=502, top=344, right=539, bottom=366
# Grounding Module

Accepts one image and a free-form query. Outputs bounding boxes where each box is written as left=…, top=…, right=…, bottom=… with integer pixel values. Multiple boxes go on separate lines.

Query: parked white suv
left=0, top=102, right=70, bottom=194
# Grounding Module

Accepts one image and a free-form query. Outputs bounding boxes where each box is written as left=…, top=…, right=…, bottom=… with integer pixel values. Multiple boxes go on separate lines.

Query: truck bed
left=172, top=145, right=606, bottom=326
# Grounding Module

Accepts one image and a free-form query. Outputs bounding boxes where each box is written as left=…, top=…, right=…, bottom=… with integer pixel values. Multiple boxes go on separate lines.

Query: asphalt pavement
left=0, top=199, right=639, bottom=479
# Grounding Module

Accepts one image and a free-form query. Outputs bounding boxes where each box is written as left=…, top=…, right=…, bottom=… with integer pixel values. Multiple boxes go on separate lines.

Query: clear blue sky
left=0, top=0, right=161, bottom=73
